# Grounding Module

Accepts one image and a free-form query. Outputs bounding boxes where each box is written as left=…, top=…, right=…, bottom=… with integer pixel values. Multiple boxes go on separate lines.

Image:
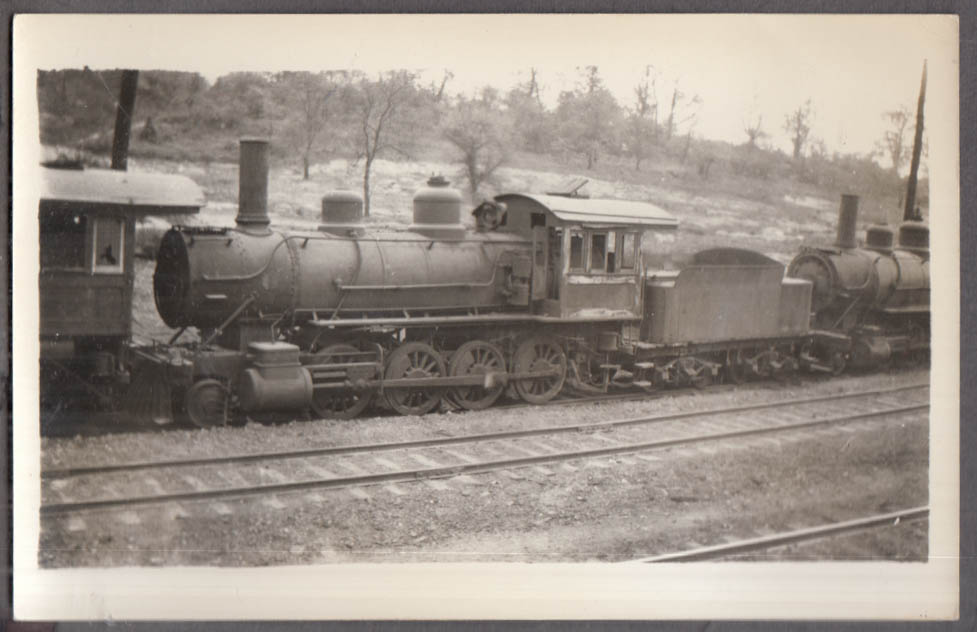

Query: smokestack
left=237, top=138, right=271, bottom=230
left=835, top=194, right=859, bottom=250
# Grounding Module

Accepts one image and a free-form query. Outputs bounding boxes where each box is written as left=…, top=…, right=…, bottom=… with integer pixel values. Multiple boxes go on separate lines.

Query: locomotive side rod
left=307, top=369, right=558, bottom=390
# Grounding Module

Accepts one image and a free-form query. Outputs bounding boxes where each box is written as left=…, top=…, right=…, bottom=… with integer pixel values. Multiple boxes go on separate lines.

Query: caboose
left=38, top=165, right=204, bottom=417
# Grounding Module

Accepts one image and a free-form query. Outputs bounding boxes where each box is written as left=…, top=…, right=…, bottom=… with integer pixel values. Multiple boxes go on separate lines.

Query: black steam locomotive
left=38, top=139, right=930, bottom=428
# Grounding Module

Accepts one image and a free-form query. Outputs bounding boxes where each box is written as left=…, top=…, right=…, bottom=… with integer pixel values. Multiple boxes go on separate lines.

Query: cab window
left=606, top=230, right=617, bottom=273
left=620, top=232, right=637, bottom=270
left=569, top=230, right=585, bottom=270
left=40, top=210, right=87, bottom=270
left=589, top=232, right=606, bottom=272
left=92, top=217, right=124, bottom=273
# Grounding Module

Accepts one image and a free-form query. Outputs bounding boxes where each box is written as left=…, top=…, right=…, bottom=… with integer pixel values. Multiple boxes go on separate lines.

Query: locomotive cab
left=39, top=166, right=204, bottom=410
left=492, top=193, right=678, bottom=321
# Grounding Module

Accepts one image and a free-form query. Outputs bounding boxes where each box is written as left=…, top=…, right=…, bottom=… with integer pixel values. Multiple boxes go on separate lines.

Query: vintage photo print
left=12, top=13, right=959, bottom=620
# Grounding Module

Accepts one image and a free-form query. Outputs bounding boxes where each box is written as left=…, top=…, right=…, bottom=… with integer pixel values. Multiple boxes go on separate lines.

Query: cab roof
left=495, top=193, right=678, bottom=229
left=40, top=167, right=205, bottom=214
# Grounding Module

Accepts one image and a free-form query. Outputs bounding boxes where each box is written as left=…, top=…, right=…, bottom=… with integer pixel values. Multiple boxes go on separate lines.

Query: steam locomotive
left=38, top=138, right=930, bottom=428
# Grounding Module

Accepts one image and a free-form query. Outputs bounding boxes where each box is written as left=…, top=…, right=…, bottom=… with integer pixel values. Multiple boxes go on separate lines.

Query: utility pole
left=111, top=70, right=139, bottom=171
left=903, top=61, right=926, bottom=222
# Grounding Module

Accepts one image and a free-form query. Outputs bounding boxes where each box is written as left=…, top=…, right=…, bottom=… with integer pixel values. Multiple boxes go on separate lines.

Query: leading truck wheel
left=513, top=335, right=567, bottom=404
left=448, top=340, right=507, bottom=410
left=310, top=344, right=374, bottom=420
left=185, top=379, right=229, bottom=428
left=384, top=342, right=446, bottom=416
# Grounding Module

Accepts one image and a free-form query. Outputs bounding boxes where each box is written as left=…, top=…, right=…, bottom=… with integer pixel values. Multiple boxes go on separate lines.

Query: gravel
left=39, top=368, right=929, bottom=567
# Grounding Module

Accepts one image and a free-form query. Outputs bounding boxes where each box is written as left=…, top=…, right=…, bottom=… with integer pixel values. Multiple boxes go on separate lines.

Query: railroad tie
left=66, top=516, right=87, bottom=532
left=348, top=487, right=371, bottom=500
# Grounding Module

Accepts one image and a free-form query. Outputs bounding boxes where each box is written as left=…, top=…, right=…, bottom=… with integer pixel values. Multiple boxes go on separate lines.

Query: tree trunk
left=363, top=158, right=372, bottom=217
left=303, top=156, right=310, bottom=180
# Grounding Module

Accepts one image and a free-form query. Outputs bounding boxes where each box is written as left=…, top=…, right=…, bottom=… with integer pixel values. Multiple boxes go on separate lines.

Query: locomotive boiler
left=154, top=142, right=531, bottom=336
left=787, top=194, right=930, bottom=370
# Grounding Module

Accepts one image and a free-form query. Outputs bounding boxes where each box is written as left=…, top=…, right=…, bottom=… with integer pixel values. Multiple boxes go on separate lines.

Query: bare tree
left=432, top=69, right=454, bottom=102
left=681, top=120, right=697, bottom=164
left=877, top=105, right=913, bottom=173
left=506, top=68, right=552, bottom=153
left=626, top=65, right=659, bottom=171
left=525, top=67, right=542, bottom=105
left=444, top=95, right=509, bottom=198
left=783, top=99, right=814, bottom=160
left=663, top=79, right=701, bottom=142
left=276, top=71, right=343, bottom=180
left=555, top=66, right=623, bottom=169
left=352, top=70, right=417, bottom=216
left=744, top=113, right=767, bottom=149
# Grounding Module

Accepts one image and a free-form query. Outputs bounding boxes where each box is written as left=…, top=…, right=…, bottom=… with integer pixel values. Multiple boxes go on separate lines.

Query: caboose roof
left=40, top=167, right=205, bottom=214
left=495, top=193, right=678, bottom=229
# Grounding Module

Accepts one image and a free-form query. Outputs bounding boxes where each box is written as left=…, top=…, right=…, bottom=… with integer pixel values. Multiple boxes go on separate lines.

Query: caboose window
left=569, top=231, right=584, bottom=270
left=92, top=217, right=124, bottom=273
left=620, top=232, right=637, bottom=269
left=589, top=233, right=607, bottom=272
left=40, top=211, right=87, bottom=270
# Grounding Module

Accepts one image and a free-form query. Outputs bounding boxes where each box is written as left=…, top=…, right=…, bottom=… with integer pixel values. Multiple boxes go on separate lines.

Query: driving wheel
left=310, top=343, right=375, bottom=419
left=384, top=342, right=446, bottom=415
left=448, top=340, right=506, bottom=410
left=513, top=335, right=567, bottom=404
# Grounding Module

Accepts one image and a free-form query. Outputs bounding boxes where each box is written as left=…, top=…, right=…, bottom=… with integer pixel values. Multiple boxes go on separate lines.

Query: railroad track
left=41, top=383, right=929, bottom=523
left=632, top=506, right=930, bottom=562
left=42, top=366, right=924, bottom=438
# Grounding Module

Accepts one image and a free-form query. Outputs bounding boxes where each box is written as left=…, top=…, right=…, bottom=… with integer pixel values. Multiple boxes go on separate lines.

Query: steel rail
left=43, top=382, right=928, bottom=480
left=41, top=401, right=928, bottom=516
left=632, top=506, right=930, bottom=563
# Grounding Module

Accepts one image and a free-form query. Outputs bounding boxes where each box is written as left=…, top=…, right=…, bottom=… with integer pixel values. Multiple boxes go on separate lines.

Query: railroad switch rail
left=632, top=506, right=930, bottom=562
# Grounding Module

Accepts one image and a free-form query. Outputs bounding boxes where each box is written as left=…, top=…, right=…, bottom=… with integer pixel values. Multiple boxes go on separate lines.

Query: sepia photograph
left=12, top=13, right=960, bottom=620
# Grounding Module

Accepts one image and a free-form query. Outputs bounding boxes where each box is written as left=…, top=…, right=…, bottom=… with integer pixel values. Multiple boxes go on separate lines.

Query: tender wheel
left=513, top=335, right=567, bottom=404
left=679, top=356, right=712, bottom=389
left=725, top=349, right=746, bottom=384
left=830, top=351, right=847, bottom=376
left=384, top=342, right=446, bottom=416
left=184, top=379, right=229, bottom=428
left=690, top=369, right=713, bottom=389
left=310, top=344, right=374, bottom=420
left=448, top=340, right=507, bottom=410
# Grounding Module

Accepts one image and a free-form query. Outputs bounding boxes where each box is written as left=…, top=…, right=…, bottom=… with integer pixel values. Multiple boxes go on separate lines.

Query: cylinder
left=835, top=194, right=859, bottom=250
left=237, top=342, right=313, bottom=412
left=237, top=138, right=270, bottom=229
left=320, top=190, right=365, bottom=235
left=410, top=175, right=465, bottom=239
